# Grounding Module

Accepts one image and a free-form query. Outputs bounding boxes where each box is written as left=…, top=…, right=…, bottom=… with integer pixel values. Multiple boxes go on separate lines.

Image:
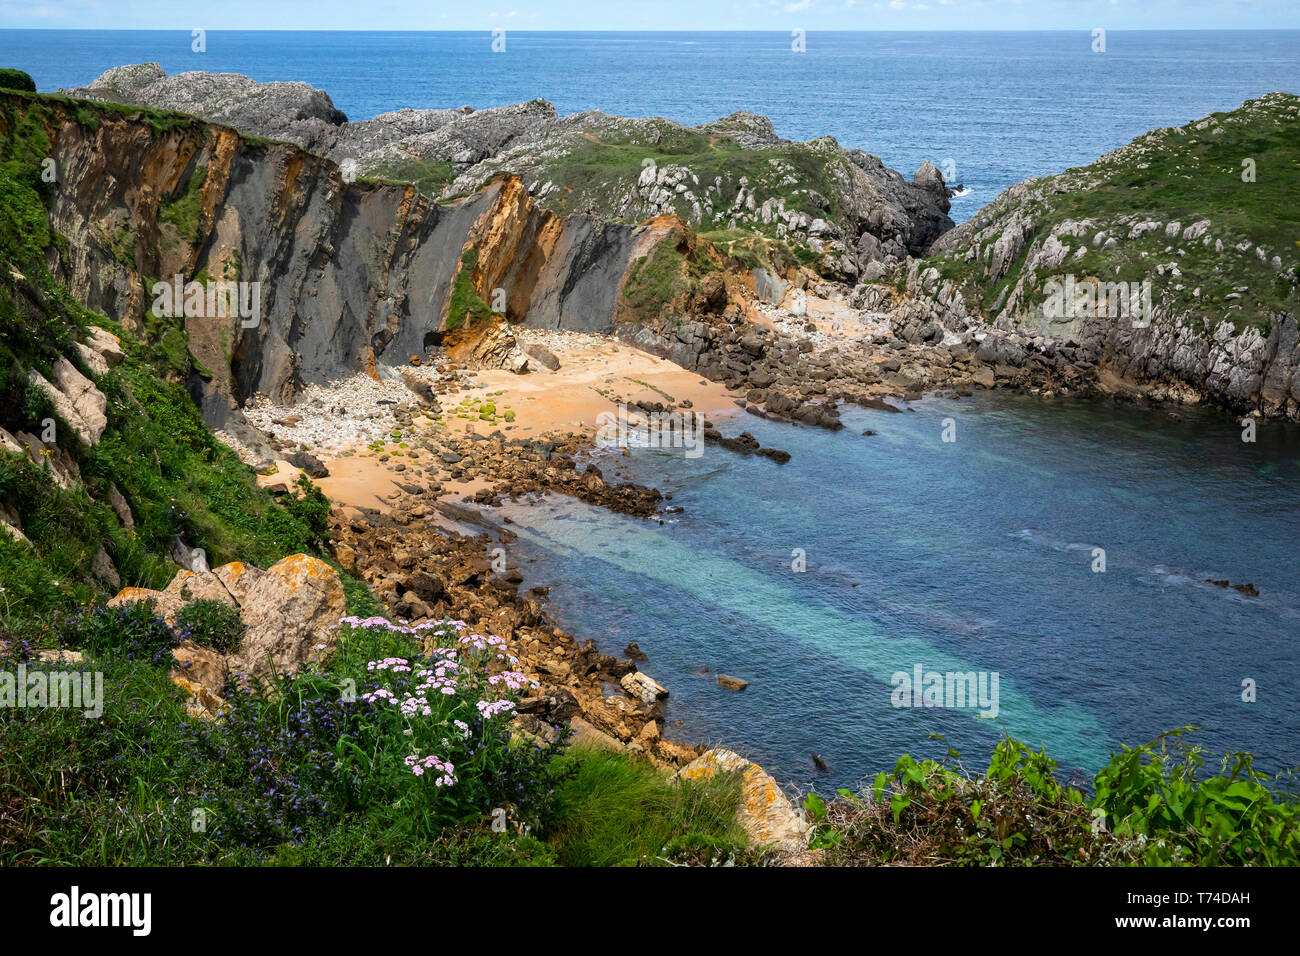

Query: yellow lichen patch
left=215, top=560, right=248, bottom=580
left=170, top=675, right=225, bottom=720
left=678, top=748, right=810, bottom=854
left=107, top=586, right=161, bottom=607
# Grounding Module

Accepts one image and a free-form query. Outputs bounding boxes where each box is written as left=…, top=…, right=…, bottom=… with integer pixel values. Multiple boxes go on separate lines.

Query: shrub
left=811, top=731, right=1299, bottom=866
left=279, top=474, right=330, bottom=550
left=174, top=599, right=245, bottom=653
left=63, top=600, right=178, bottom=669
left=1092, top=728, right=1300, bottom=866
left=0, top=69, right=36, bottom=93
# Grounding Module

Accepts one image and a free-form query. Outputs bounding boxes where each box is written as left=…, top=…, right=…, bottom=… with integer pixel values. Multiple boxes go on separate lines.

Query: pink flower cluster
left=414, top=661, right=460, bottom=696
left=404, top=754, right=457, bottom=786
left=488, top=671, right=535, bottom=692
left=457, top=632, right=506, bottom=655
left=476, top=699, right=516, bottom=719
left=400, top=696, right=433, bottom=717
left=340, top=616, right=470, bottom=636
left=367, top=657, right=412, bottom=673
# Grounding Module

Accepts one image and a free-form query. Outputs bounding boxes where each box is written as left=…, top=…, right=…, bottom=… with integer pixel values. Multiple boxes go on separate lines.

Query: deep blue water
left=2, top=30, right=1299, bottom=220
left=495, top=394, right=1300, bottom=791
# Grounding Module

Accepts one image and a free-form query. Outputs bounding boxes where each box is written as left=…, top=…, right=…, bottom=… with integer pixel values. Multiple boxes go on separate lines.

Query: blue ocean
left=2, top=30, right=1299, bottom=220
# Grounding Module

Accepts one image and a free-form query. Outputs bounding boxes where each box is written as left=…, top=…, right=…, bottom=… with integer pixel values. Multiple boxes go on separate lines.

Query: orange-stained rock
left=163, top=568, right=237, bottom=609
left=110, top=554, right=345, bottom=708
left=172, top=640, right=229, bottom=690
left=678, top=748, right=809, bottom=854
left=228, top=553, right=346, bottom=678
left=214, top=560, right=264, bottom=604
left=107, top=586, right=164, bottom=608
left=172, top=675, right=226, bottom=720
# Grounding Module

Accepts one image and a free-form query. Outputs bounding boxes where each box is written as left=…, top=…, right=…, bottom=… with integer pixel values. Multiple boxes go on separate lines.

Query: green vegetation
left=520, top=127, right=847, bottom=233
left=174, top=598, right=246, bottom=653
left=807, top=730, right=1298, bottom=866
left=0, top=614, right=750, bottom=866
left=0, top=69, right=36, bottom=93
left=61, top=598, right=179, bottom=669
left=0, top=95, right=334, bottom=630
left=445, top=246, right=494, bottom=331
left=622, top=242, right=690, bottom=316
left=546, top=747, right=758, bottom=866
left=159, top=164, right=208, bottom=245
left=2, top=88, right=200, bottom=139
left=366, top=156, right=455, bottom=196
left=922, top=93, right=1300, bottom=333
left=619, top=235, right=718, bottom=324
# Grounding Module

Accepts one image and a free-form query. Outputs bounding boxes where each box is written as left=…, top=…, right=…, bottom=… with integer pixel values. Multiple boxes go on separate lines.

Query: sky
left=1, top=0, right=1298, bottom=31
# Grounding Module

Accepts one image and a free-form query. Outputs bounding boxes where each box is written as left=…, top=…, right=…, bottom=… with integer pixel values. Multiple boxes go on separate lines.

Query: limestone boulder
left=678, top=748, right=809, bottom=855
left=227, top=554, right=346, bottom=677
left=621, top=670, right=669, bottom=703
left=106, top=554, right=345, bottom=718
left=41, top=356, right=108, bottom=445
left=85, top=326, right=126, bottom=366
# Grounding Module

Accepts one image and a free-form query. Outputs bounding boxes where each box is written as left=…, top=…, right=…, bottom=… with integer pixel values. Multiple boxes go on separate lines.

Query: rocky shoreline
left=326, top=501, right=703, bottom=766
left=11, top=70, right=1296, bottom=795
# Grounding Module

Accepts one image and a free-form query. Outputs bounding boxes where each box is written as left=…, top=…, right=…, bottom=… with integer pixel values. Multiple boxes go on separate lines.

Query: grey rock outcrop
left=906, top=92, right=1300, bottom=419
left=63, top=65, right=953, bottom=273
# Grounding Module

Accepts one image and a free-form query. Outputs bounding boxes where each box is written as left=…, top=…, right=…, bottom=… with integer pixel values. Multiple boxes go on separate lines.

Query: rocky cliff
left=65, top=64, right=954, bottom=279
left=898, top=92, right=1300, bottom=418
left=20, top=73, right=1298, bottom=436
left=13, top=73, right=951, bottom=449
left=5, top=94, right=620, bottom=438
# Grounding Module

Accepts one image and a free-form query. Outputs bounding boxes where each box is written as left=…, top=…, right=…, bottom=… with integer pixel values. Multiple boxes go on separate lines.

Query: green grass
left=621, top=241, right=691, bottom=318
left=365, top=156, right=455, bottom=196
left=0, top=616, right=751, bottom=867
left=445, top=246, right=494, bottom=331
left=922, top=93, right=1300, bottom=333
left=545, top=746, right=750, bottom=866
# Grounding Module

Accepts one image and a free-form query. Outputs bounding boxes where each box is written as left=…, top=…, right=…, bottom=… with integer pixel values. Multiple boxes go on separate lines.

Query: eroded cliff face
left=66, top=64, right=956, bottom=280
left=17, top=94, right=689, bottom=434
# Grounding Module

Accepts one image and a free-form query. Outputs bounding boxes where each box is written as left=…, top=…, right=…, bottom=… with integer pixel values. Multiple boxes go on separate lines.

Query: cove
left=491, top=392, right=1300, bottom=790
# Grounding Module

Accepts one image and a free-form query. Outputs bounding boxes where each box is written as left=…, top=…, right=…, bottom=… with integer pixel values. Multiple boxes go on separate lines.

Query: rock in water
left=621, top=671, right=669, bottom=703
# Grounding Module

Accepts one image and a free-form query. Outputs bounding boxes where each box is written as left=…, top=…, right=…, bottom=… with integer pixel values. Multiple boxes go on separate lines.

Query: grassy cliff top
left=923, top=91, right=1300, bottom=333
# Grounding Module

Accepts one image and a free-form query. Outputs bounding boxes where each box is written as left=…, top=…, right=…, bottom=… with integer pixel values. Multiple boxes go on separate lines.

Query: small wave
left=950, top=186, right=972, bottom=198
left=1009, top=528, right=1099, bottom=554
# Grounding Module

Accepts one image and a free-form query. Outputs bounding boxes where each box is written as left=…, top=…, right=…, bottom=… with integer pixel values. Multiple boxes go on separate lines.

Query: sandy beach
left=256, top=331, right=743, bottom=515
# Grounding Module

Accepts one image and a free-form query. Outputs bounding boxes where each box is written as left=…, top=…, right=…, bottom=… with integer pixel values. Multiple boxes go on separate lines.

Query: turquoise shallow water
left=490, top=393, right=1300, bottom=790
